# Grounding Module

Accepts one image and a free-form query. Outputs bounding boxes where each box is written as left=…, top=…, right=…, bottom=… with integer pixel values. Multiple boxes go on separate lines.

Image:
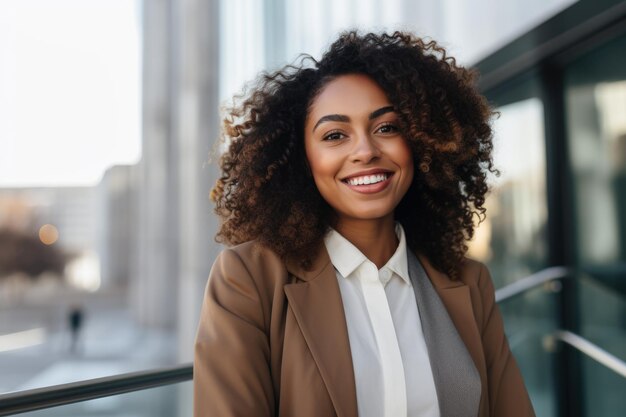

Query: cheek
left=305, top=148, right=345, bottom=209
left=403, top=149, right=415, bottom=180
left=308, top=156, right=337, bottom=191
left=392, top=140, right=415, bottom=181
left=305, top=145, right=337, bottom=183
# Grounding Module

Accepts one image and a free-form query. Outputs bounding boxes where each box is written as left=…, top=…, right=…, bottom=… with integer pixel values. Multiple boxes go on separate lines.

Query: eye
left=322, top=130, right=346, bottom=141
left=376, top=122, right=399, bottom=134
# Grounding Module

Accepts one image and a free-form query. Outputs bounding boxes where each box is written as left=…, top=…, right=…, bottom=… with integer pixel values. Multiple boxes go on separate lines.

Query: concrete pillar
left=169, top=0, right=221, bottom=362
left=136, top=0, right=179, bottom=329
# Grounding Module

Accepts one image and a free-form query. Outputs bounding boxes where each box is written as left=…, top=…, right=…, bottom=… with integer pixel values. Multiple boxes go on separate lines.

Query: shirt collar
left=323, top=223, right=411, bottom=285
left=323, top=228, right=366, bottom=279
left=385, top=223, right=410, bottom=285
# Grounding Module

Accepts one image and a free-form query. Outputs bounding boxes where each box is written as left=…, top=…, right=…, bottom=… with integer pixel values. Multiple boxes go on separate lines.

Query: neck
left=335, top=215, right=398, bottom=269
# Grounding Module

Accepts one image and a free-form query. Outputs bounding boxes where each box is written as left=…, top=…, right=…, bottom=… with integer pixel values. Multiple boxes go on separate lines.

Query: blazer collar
left=416, top=252, right=465, bottom=289
left=284, top=243, right=331, bottom=282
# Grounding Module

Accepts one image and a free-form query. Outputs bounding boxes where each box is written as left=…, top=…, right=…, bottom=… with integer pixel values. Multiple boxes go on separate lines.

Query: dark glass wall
left=475, top=2, right=626, bottom=416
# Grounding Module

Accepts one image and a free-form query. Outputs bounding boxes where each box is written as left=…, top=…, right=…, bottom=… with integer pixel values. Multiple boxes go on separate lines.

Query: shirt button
left=380, top=269, right=392, bottom=284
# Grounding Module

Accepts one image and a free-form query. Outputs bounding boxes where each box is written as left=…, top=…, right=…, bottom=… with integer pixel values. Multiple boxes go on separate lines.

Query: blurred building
left=0, top=187, right=97, bottom=256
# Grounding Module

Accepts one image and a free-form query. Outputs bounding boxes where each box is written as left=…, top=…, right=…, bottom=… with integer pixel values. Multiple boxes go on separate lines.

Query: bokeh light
left=38, top=224, right=59, bottom=245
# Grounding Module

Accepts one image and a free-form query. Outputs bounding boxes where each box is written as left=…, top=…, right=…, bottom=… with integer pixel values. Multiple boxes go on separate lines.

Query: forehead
left=307, top=74, right=391, bottom=118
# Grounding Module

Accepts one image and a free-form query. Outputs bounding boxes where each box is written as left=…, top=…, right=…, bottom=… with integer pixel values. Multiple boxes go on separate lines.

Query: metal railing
left=0, top=364, right=192, bottom=416
left=495, top=266, right=571, bottom=303
left=548, top=330, right=626, bottom=378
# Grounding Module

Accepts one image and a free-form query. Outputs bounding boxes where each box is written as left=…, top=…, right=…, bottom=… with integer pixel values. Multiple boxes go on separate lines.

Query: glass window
left=468, top=97, right=549, bottom=287
left=565, top=32, right=626, bottom=417
left=565, top=34, right=626, bottom=267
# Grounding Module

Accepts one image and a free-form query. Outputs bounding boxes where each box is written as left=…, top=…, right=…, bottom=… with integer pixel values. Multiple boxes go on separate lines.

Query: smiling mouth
left=342, top=172, right=393, bottom=186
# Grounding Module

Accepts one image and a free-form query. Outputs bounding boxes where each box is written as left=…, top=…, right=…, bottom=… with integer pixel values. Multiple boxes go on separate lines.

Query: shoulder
left=210, top=240, right=291, bottom=298
left=456, top=257, right=498, bottom=332
left=201, top=241, right=291, bottom=334
left=218, top=240, right=279, bottom=262
left=457, top=257, right=492, bottom=290
left=215, top=240, right=287, bottom=275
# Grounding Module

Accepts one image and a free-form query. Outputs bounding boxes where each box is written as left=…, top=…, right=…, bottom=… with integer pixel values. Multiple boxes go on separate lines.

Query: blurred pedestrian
left=68, top=304, right=84, bottom=354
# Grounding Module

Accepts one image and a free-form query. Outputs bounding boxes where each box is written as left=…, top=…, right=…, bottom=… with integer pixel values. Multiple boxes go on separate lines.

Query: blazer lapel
left=284, top=248, right=358, bottom=417
left=409, top=251, right=481, bottom=417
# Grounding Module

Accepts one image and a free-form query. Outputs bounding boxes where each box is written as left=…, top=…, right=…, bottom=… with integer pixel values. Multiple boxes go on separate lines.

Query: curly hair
left=212, top=30, right=497, bottom=279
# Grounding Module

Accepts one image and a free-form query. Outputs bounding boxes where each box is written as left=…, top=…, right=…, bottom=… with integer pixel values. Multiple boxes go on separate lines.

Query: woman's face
left=304, top=73, right=414, bottom=224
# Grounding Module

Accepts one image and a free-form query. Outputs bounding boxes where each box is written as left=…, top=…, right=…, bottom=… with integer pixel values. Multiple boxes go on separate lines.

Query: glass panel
left=565, top=40, right=626, bottom=417
left=279, top=0, right=577, bottom=65
left=14, top=380, right=192, bottom=417
left=226, top=0, right=579, bottom=96
left=565, top=34, right=626, bottom=267
left=581, top=353, right=626, bottom=417
left=499, top=285, right=560, bottom=417
left=468, top=97, right=549, bottom=287
left=578, top=275, right=626, bottom=361
left=564, top=32, right=626, bottom=417
left=577, top=273, right=626, bottom=416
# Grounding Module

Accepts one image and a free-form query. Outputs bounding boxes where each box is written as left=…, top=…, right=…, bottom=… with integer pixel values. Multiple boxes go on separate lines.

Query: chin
left=343, top=206, right=396, bottom=221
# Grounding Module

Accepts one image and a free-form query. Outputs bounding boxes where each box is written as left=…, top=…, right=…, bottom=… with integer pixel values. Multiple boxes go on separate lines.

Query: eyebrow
left=312, top=105, right=395, bottom=132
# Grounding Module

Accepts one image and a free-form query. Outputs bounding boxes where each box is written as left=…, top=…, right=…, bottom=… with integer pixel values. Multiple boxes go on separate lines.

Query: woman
left=194, top=31, right=535, bottom=417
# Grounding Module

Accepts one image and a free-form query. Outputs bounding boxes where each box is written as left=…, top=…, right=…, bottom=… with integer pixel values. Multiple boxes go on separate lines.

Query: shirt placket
left=358, top=263, right=407, bottom=417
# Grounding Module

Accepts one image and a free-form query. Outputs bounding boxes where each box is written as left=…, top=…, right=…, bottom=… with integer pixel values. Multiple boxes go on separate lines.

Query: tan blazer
left=194, top=241, right=535, bottom=417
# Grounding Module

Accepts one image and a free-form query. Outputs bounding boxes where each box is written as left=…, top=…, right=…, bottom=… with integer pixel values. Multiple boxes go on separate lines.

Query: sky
left=0, top=0, right=141, bottom=187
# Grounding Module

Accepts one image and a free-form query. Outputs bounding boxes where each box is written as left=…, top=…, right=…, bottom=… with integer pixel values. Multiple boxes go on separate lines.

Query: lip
left=340, top=169, right=394, bottom=194
left=340, top=168, right=394, bottom=182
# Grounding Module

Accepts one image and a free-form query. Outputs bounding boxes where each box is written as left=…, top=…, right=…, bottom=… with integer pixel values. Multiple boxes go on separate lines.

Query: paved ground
left=0, top=291, right=178, bottom=394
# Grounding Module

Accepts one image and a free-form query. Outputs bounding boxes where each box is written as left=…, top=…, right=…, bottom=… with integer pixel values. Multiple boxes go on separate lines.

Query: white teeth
left=346, top=173, right=388, bottom=186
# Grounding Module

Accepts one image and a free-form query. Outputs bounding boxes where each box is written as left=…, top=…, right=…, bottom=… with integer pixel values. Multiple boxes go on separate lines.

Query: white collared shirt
left=324, top=224, right=440, bottom=417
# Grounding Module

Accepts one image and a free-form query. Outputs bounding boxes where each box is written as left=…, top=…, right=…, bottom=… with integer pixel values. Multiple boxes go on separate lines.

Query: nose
left=350, top=132, right=381, bottom=163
